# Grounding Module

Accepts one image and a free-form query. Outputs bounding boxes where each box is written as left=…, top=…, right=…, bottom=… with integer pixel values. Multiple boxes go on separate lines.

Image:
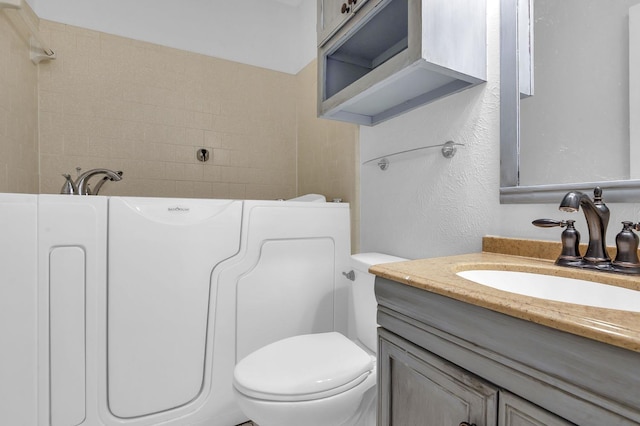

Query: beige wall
left=38, top=20, right=298, bottom=200
left=0, top=7, right=40, bottom=193
left=1, top=15, right=359, bottom=248
left=296, top=61, right=359, bottom=251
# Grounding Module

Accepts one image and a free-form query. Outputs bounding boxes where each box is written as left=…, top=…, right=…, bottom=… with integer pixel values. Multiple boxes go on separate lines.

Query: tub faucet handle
left=342, top=270, right=355, bottom=281
left=60, top=173, right=77, bottom=195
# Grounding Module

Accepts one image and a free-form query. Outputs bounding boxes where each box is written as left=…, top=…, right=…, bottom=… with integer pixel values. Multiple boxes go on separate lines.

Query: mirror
left=500, top=0, right=640, bottom=203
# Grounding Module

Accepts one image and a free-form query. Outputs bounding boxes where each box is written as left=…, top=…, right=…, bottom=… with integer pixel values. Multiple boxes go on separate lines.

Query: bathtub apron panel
left=0, top=194, right=38, bottom=426
left=107, top=197, right=242, bottom=419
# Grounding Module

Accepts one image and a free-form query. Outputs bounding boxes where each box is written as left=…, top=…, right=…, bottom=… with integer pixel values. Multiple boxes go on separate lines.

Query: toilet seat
left=233, top=332, right=374, bottom=402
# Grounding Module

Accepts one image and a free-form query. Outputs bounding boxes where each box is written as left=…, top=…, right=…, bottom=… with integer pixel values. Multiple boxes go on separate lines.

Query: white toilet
left=232, top=252, right=406, bottom=426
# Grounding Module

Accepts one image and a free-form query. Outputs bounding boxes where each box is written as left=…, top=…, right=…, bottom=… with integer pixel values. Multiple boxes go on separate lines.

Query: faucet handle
left=613, top=221, right=640, bottom=270
left=533, top=219, right=581, bottom=264
left=60, top=173, right=77, bottom=195
left=532, top=218, right=567, bottom=228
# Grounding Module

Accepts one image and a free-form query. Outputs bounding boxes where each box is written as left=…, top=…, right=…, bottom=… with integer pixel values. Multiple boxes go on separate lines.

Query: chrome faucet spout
left=75, top=168, right=123, bottom=195
left=559, top=187, right=610, bottom=264
left=92, top=170, right=123, bottom=195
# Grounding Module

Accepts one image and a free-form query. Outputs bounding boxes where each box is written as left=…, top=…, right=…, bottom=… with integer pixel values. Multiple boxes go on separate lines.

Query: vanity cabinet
left=375, top=277, right=640, bottom=425
left=317, top=0, right=487, bottom=126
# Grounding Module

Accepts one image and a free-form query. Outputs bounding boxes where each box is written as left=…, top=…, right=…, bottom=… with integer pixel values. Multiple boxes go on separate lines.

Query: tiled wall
left=1, top=15, right=359, bottom=249
left=38, top=20, right=298, bottom=200
left=296, top=61, right=360, bottom=251
left=0, top=7, right=40, bottom=193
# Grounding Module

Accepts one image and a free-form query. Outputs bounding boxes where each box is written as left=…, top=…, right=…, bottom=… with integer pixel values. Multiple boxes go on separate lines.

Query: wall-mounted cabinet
left=317, top=0, right=486, bottom=126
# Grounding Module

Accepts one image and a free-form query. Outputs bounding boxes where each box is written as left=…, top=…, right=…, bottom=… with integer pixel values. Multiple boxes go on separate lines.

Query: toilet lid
left=233, top=332, right=374, bottom=402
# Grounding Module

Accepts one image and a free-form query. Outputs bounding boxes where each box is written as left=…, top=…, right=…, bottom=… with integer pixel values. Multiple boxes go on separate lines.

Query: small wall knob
left=197, top=148, right=210, bottom=162
left=341, top=3, right=350, bottom=13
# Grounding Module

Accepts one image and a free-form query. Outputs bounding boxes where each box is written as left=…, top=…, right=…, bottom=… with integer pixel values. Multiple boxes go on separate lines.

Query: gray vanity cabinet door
left=379, top=332, right=498, bottom=426
left=499, top=391, right=576, bottom=426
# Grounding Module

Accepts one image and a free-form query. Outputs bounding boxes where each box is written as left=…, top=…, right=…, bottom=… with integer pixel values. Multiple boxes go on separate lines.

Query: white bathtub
left=0, top=194, right=351, bottom=426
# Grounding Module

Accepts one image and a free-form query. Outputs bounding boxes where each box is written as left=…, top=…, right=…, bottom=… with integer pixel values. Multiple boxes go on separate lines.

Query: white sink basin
left=456, top=270, right=640, bottom=312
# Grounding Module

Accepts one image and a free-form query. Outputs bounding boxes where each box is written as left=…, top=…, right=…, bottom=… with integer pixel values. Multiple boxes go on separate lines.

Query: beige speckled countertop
left=370, top=236, right=640, bottom=353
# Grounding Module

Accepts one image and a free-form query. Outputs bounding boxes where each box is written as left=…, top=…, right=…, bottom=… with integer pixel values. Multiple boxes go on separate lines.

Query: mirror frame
left=499, top=0, right=640, bottom=203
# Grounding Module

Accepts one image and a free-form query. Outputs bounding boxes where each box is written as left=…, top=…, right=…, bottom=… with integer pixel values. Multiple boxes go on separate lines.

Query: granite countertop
left=369, top=236, right=640, bottom=353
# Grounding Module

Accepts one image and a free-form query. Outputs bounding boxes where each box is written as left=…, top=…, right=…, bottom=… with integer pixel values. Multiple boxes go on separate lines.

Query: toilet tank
left=351, top=253, right=407, bottom=353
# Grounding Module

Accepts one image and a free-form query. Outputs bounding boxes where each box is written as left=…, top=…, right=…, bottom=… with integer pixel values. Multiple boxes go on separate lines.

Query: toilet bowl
left=232, top=252, right=406, bottom=426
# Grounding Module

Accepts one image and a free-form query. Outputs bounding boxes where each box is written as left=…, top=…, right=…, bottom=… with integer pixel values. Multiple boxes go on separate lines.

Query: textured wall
left=359, top=0, right=500, bottom=260
left=296, top=60, right=360, bottom=251
left=360, top=0, right=640, bottom=258
left=360, top=86, right=499, bottom=259
left=0, top=7, right=40, bottom=193
left=38, top=20, right=298, bottom=200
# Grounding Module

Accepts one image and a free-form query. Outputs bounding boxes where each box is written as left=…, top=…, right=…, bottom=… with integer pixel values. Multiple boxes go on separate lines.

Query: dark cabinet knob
left=348, top=0, right=357, bottom=4
left=341, top=3, right=350, bottom=13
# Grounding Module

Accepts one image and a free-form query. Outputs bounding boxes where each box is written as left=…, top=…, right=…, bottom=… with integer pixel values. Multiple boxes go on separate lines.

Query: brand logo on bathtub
left=168, top=206, right=190, bottom=212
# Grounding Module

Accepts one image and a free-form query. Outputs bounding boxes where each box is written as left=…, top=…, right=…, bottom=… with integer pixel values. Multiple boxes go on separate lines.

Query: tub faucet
left=75, top=168, right=123, bottom=195
left=559, top=187, right=610, bottom=264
